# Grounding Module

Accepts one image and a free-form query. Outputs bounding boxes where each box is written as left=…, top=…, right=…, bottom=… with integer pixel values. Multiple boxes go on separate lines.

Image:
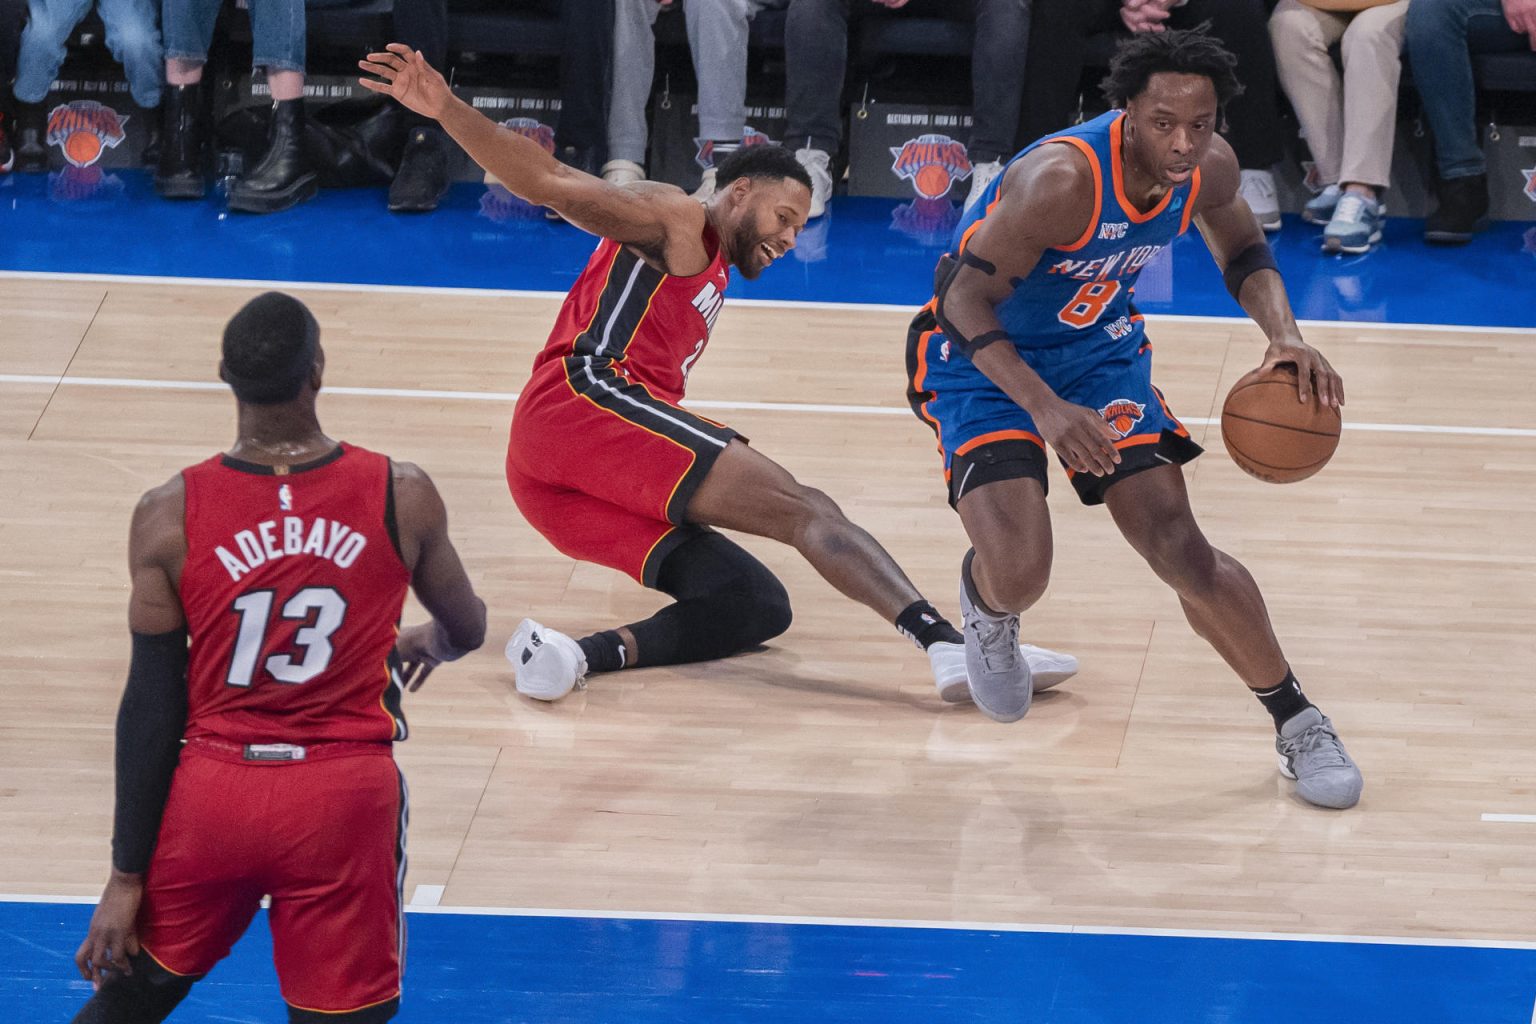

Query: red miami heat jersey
left=178, top=443, right=411, bottom=745
left=530, top=230, right=730, bottom=403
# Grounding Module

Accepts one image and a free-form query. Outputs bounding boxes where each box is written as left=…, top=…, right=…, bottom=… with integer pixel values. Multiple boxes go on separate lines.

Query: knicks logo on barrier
left=890, top=134, right=971, bottom=200
left=47, top=101, right=127, bottom=168
left=500, top=117, right=555, bottom=154
left=890, top=195, right=963, bottom=246
left=1521, top=166, right=1535, bottom=205
left=695, top=127, right=772, bottom=170
left=1099, top=398, right=1146, bottom=440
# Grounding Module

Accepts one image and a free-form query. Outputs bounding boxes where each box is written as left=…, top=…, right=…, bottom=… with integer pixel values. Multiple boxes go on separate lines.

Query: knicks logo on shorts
left=47, top=101, right=127, bottom=168
left=890, top=134, right=971, bottom=201
left=1099, top=399, right=1146, bottom=440
left=695, top=127, right=772, bottom=171
left=499, top=117, right=555, bottom=154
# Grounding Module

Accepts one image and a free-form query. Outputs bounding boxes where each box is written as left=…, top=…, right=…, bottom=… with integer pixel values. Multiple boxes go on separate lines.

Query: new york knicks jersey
left=178, top=444, right=412, bottom=745
left=946, top=110, right=1201, bottom=381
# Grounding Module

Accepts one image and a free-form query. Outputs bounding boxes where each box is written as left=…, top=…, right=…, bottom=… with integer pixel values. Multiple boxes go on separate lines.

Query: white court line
left=3, top=891, right=1533, bottom=950
left=409, top=884, right=445, bottom=907
left=3, top=372, right=1536, bottom=440
left=2, top=268, right=1535, bottom=335
left=1482, top=813, right=1536, bottom=823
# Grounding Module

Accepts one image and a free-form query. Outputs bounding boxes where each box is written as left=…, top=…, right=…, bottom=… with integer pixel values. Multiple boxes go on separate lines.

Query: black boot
left=227, top=98, right=317, bottom=214
left=139, top=103, right=162, bottom=168
left=15, top=101, right=49, bottom=173
left=1424, top=174, right=1489, bottom=245
left=387, top=124, right=449, bottom=213
left=155, top=84, right=206, bottom=199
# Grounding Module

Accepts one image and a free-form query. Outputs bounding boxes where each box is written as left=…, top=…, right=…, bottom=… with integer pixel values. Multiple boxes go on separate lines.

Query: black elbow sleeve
left=1222, top=241, right=1280, bottom=302
left=112, top=629, right=189, bottom=875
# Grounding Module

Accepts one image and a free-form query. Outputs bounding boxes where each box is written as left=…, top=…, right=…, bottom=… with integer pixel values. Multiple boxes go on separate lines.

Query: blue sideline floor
left=2, top=169, right=1535, bottom=327
left=7, top=900, right=1536, bottom=1023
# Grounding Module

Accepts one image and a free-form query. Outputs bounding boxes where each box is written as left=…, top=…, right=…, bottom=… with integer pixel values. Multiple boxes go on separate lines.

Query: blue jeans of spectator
left=14, top=0, right=164, bottom=106
left=164, top=0, right=320, bottom=73
left=1406, top=0, right=1530, bottom=179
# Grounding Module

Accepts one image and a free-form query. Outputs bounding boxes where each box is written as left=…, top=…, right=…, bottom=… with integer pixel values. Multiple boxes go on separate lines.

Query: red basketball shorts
left=506, top=360, right=737, bottom=587
left=136, top=739, right=406, bottom=1017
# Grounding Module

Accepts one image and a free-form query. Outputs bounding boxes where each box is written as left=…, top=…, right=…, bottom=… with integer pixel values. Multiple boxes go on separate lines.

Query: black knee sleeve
left=629, top=532, right=793, bottom=666
left=71, top=953, right=196, bottom=1024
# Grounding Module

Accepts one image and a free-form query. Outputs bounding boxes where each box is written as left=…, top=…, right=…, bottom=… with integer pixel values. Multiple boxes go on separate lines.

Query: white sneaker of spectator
left=1239, top=168, right=1282, bottom=232
left=965, top=160, right=1004, bottom=213
left=795, top=148, right=834, bottom=219
left=602, top=159, right=645, bottom=187
left=693, top=166, right=718, bottom=201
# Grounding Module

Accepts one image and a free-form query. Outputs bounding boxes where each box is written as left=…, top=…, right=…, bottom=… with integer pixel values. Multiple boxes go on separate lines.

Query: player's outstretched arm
left=77, top=478, right=189, bottom=990
left=359, top=44, right=700, bottom=259
left=390, top=461, right=486, bottom=691
left=935, top=149, right=1121, bottom=477
left=1193, top=137, right=1344, bottom=408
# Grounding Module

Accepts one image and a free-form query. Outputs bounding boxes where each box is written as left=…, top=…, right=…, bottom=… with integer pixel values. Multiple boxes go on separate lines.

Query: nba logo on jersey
left=1099, top=399, right=1146, bottom=440
left=278, top=484, right=293, bottom=511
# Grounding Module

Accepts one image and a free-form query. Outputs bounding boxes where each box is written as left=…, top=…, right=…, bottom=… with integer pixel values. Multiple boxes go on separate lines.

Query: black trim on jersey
left=383, top=649, right=408, bottom=741
left=384, top=459, right=403, bottom=563
left=219, top=445, right=345, bottom=477
left=571, top=247, right=668, bottom=363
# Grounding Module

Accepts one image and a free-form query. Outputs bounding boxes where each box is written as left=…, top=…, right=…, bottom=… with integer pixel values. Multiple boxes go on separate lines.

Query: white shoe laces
left=1332, top=193, right=1372, bottom=226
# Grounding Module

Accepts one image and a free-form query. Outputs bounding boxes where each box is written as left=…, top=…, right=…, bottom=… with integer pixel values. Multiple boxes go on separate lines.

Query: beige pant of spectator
left=1269, top=0, right=1410, bottom=192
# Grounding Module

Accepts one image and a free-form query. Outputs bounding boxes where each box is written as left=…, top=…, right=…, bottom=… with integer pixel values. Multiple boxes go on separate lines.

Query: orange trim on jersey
left=1180, top=166, right=1203, bottom=235
left=1110, top=114, right=1174, bottom=225
left=1113, top=432, right=1165, bottom=450
left=1151, top=386, right=1191, bottom=437
left=1043, top=136, right=1103, bottom=252
left=140, top=945, right=198, bottom=978
left=910, top=327, right=945, bottom=454
left=953, top=190, right=1004, bottom=257
left=640, top=525, right=681, bottom=578
left=286, top=991, right=402, bottom=1015
left=956, top=429, right=1045, bottom=456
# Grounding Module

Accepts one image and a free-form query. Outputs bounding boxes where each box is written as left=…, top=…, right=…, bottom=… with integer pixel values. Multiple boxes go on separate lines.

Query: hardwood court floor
left=2, top=276, right=1534, bottom=943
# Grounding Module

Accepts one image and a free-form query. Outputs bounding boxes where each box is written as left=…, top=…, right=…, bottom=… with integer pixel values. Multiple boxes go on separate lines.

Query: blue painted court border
left=7, top=899, right=1534, bottom=1023
left=3, top=170, right=1535, bottom=329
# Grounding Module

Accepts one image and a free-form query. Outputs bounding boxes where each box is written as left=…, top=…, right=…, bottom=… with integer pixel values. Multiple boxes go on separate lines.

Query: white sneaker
left=506, top=618, right=587, bottom=701
left=929, top=641, right=1080, bottom=704
left=692, top=166, right=718, bottom=201
left=794, top=147, right=833, bottom=218
left=601, top=159, right=645, bottom=187
left=1239, top=168, right=1282, bottom=232
left=964, top=159, right=1003, bottom=213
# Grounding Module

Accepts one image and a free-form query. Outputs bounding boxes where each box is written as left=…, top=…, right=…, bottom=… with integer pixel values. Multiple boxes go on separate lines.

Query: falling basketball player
left=71, top=293, right=486, bottom=1022
left=359, top=44, right=1078, bottom=710
left=907, top=29, right=1363, bottom=808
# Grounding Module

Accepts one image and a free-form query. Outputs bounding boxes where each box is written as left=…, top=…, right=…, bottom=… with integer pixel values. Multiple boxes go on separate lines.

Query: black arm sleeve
left=111, top=629, right=189, bottom=874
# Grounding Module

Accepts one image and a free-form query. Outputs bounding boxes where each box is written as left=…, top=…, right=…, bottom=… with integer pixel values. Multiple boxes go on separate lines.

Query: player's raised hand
left=75, top=871, right=144, bottom=990
left=1259, top=337, right=1345, bottom=409
left=1035, top=398, right=1122, bottom=477
left=359, top=43, right=453, bottom=121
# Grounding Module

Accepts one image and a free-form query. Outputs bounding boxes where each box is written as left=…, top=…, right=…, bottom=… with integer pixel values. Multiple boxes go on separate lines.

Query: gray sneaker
left=1322, top=193, right=1383, bottom=254
left=958, top=550, right=1032, bottom=722
left=1277, top=706, right=1363, bottom=809
left=1301, top=183, right=1341, bottom=225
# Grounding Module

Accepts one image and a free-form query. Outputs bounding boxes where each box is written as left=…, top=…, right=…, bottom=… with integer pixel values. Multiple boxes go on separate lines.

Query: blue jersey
left=946, top=109, right=1201, bottom=382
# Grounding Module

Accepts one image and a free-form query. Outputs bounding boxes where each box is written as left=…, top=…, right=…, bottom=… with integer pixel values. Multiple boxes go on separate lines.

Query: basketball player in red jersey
left=360, top=43, right=1077, bottom=712
left=70, top=293, right=486, bottom=1023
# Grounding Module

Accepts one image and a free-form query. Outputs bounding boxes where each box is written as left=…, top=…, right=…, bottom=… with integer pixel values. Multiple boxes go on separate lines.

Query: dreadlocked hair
left=1100, top=23, right=1244, bottom=114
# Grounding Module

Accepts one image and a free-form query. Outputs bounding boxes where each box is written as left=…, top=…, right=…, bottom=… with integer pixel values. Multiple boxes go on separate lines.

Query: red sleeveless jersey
left=529, top=231, right=730, bottom=403
left=178, top=443, right=411, bottom=745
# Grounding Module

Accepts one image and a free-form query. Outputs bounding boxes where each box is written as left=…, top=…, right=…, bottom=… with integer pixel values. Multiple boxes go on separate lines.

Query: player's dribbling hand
left=1035, top=398, right=1122, bottom=477
left=359, top=43, right=453, bottom=121
left=75, top=871, right=143, bottom=990
left=394, top=622, right=446, bottom=692
left=1259, top=337, right=1345, bottom=409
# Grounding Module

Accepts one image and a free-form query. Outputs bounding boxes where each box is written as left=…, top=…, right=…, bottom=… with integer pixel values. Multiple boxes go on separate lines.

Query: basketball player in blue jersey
left=906, top=28, right=1363, bottom=809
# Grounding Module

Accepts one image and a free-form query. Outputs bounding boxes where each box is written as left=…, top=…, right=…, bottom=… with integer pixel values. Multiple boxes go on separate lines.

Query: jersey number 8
left=1057, top=281, right=1121, bottom=329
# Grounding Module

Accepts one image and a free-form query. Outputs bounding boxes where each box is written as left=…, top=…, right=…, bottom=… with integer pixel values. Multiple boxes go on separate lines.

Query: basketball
left=1220, top=365, right=1341, bottom=483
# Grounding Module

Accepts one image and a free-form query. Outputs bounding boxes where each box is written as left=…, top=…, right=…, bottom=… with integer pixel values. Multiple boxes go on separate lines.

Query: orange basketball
left=1220, top=365, right=1341, bottom=483
left=63, top=132, right=101, bottom=166
left=914, top=164, right=951, bottom=199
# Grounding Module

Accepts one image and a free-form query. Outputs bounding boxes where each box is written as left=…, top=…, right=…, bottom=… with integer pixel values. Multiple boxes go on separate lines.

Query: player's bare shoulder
left=987, top=142, right=1100, bottom=253
left=1191, top=134, right=1241, bottom=215
left=128, top=473, right=187, bottom=579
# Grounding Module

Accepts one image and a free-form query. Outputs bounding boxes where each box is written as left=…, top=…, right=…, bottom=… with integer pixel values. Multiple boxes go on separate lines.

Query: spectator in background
left=1020, top=0, right=1289, bottom=232
left=1, top=0, right=25, bottom=171
left=779, top=0, right=1033, bottom=218
left=605, top=0, right=751, bottom=199
left=8, top=0, right=163, bottom=173
left=1406, top=0, right=1534, bottom=243
left=1269, top=0, right=1409, bottom=255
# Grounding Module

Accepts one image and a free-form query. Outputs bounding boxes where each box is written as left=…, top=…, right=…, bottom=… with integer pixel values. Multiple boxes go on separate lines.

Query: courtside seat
left=1474, top=51, right=1536, bottom=93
